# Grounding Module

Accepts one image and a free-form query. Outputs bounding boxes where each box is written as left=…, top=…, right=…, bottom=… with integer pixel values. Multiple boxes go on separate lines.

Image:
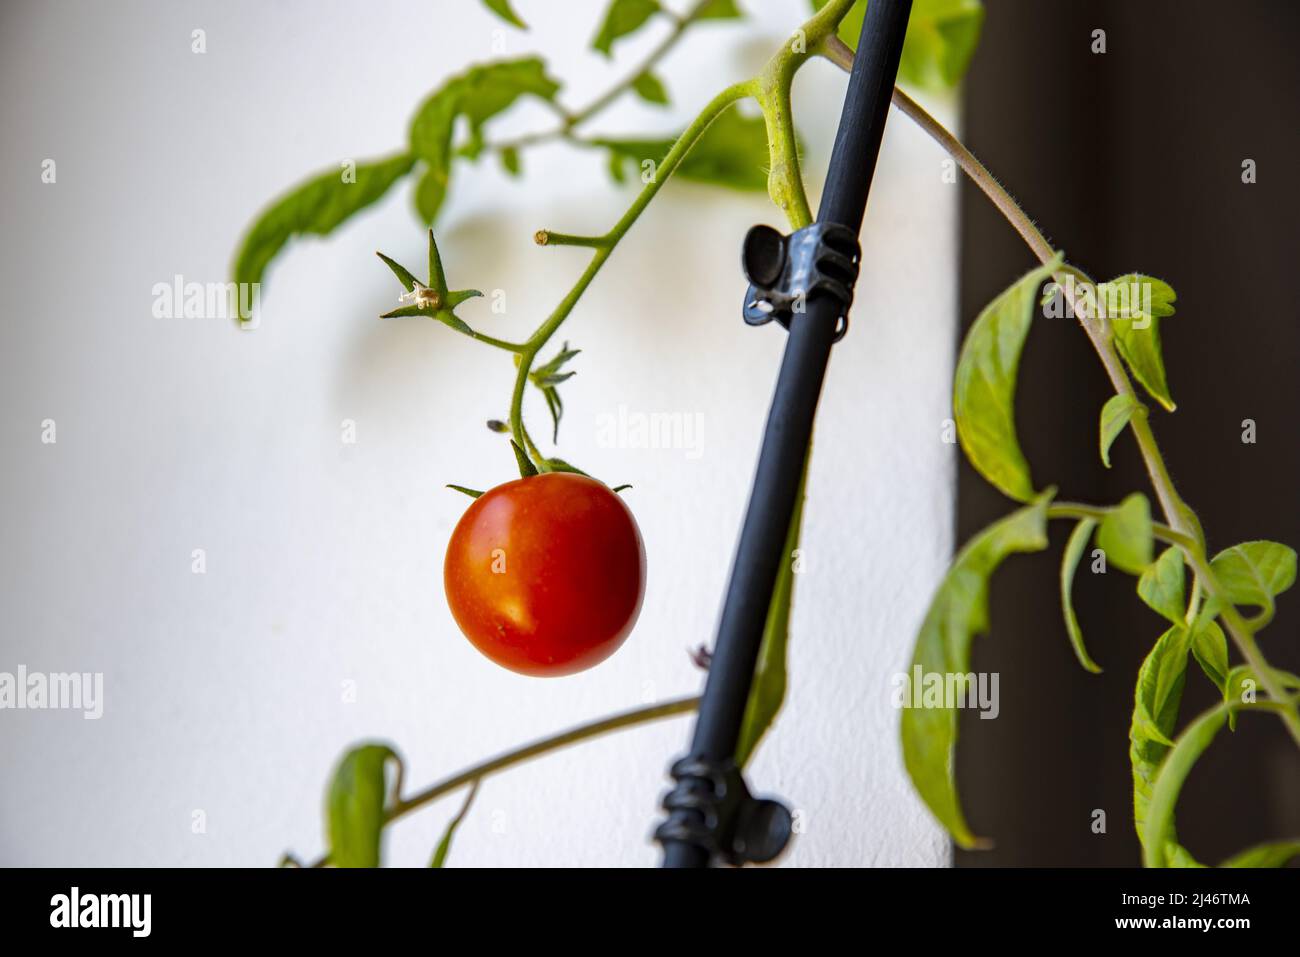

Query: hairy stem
left=822, top=42, right=1300, bottom=744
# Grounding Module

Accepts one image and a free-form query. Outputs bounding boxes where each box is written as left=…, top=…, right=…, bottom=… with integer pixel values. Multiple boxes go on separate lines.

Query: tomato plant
left=444, top=473, right=646, bottom=676
left=236, top=0, right=1297, bottom=871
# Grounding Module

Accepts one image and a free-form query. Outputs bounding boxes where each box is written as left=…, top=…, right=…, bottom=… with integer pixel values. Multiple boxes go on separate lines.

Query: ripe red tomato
left=443, top=472, right=646, bottom=676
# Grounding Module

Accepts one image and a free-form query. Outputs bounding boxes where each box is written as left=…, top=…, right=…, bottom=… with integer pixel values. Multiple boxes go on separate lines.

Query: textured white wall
left=0, top=0, right=956, bottom=866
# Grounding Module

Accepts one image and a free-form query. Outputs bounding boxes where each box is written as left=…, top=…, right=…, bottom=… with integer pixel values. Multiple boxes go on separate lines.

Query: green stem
left=308, top=695, right=699, bottom=866
left=1046, top=502, right=1193, bottom=550
left=508, top=80, right=755, bottom=458
left=845, top=52, right=1300, bottom=746
left=489, top=0, right=718, bottom=155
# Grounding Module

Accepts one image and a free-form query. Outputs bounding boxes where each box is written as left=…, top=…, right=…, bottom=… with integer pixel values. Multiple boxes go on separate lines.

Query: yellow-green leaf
left=1142, top=705, right=1226, bottom=867
left=1221, top=840, right=1300, bottom=868
left=1208, top=540, right=1297, bottom=625
left=902, top=493, right=1052, bottom=848
left=1059, top=518, right=1102, bottom=673
left=327, top=743, right=400, bottom=868
left=1136, top=546, right=1185, bottom=624
left=812, top=0, right=984, bottom=91
left=953, top=256, right=1062, bottom=502
left=1099, top=393, right=1145, bottom=468
left=1097, top=492, right=1153, bottom=575
left=1100, top=274, right=1178, bottom=412
left=1129, top=627, right=1191, bottom=853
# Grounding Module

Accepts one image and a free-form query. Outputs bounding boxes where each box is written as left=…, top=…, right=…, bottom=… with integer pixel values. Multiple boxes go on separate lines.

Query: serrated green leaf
left=430, top=780, right=480, bottom=867
left=631, top=71, right=669, bottom=105
left=233, top=152, right=415, bottom=309
left=326, top=743, right=399, bottom=868
left=592, top=0, right=661, bottom=57
left=813, top=0, right=984, bottom=91
left=1060, top=518, right=1102, bottom=673
left=1221, top=840, right=1300, bottom=868
left=1208, top=540, right=1297, bottom=625
left=902, top=493, right=1053, bottom=849
left=596, top=108, right=774, bottom=192
left=736, top=459, right=806, bottom=767
left=695, top=0, right=743, bottom=18
left=1143, top=704, right=1227, bottom=867
left=1137, top=546, right=1185, bottom=623
left=1100, top=274, right=1178, bottom=412
left=480, top=0, right=527, bottom=29
left=1130, top=626, right=1191, bottom=849
left=1097, top=493, right=1153, bottom=575
left=1190, top=618, right=1228, bottom=692
left=1099, top=393, right=1144, bottom=468
left=409, top=58, right=560, bottom=223
left=953, top=256, right=1061, bottom=502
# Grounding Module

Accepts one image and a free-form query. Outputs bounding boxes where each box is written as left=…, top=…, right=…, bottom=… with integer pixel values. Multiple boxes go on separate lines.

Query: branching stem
left=820, top=39, right=1300, bottom=744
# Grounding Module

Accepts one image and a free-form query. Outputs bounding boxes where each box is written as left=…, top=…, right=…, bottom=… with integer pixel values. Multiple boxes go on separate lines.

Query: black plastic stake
left=656, top=0, right=914, bottom=868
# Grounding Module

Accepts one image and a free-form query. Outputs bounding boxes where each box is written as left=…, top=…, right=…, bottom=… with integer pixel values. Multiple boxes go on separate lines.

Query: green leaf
left=1223, top=664, right=1300, bottom=731
left=500, top=146, right=522, bottom=177
left=902, top=493, right=1053, bottom=848
left=1190, top=618, right=1229, bottom=693
left=1142, top=704, right=1227, bottom=867
left=543, top=457, right=590, bottom=476
left=430, top=781, right=480, bottom=867
left=480, top=0, right=527, bottom=29
left=379, top=304, right=432, bottom=320
left=813, top=0, right=985, bottom=91
left=376, top=251, right=420, bottom=291
left=1129, top=625, right=1191, bottom=849
left=1100, top=274, right=1178, bottom=412
left=1059, top=518, right=1102, bottom=673
left=1097, top=492, right=1153, bottom=575
left=592, top=0, right=661, bottom=57
left=611, top=484, right=632, bottom=493
left=631, top=71, right=669, bottom=105
left=326, top=743, right=400, bottom=868
left=1221, top=840, right=1300, bottom=868
left=953, top=256, right=1061, bottom=502
left=736, top=460, right=807, bottom=767
left=1208, top=540, right=1297, bottom=625
left=1137, top=546, right=1185, bottom=624
left=696, top=0, right=743, bottom=17
left=447, top=484, right=484, bottom=499
left=233, top=152, right=415, bottom=307
left=529, top=342, right=580, bottom=442
left=409, top=58, right=561, bottom=222
left=1164, top=843, right=1206, bottom=868
left=596, top=108, right=774, bottom=192
left=1099, top=393, right=1144, bottom=468
left=510, top=439, right=538, bottom=478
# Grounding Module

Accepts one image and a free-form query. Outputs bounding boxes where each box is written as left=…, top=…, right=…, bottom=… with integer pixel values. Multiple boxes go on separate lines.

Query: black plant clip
left=741, top=222, right=861, bottom=342
left=653, top=755, right=793, bottom=866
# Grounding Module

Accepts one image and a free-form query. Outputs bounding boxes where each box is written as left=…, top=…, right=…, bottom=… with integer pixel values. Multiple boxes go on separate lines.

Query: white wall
left=0, top=0, right=956, bottom=866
